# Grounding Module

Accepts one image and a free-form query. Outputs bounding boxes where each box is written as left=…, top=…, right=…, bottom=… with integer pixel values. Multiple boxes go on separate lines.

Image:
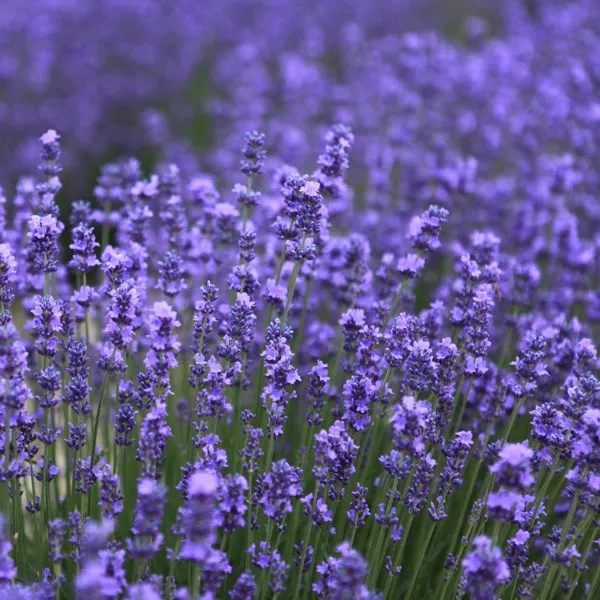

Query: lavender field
left=0, top=1, right=599, bottom=598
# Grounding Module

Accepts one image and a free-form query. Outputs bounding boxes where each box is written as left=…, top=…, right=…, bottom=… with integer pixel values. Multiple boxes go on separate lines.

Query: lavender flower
left=69, top=223, right=99, bottom=274
left=408, top=205, right=449, bottom=253
left=230, top=570, right=256, bottom=600
left=0, top=518, right=16, bottom=582
left=136, top=403, right=172, bottom=478
left=127, top=478, right=166, bottom=560
left=313, top=542, right=376, bottom=599
left=313, top=420, right=357, bottom=492
left=27, top=215, right=62, bottom=274
left=462, top=536, right=510, bottom=600
left=179, top=470, right=218, bottom=564
left=257, top=459, right=302, bottom=527
left=31, top=296, right=62, bottom=357
left=247, top=542, right=289, bottom=594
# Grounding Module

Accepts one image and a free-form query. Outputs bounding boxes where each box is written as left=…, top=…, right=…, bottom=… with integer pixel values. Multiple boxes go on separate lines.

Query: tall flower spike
left=313, top=542, right=376, bottom=599
left=27, top=215, right=62, bottom=275
left=462, top=536, right=510, bottom=600
left=408, top=205, right=449, bottom=253
left=179, top=470, right=218, bottom=564
left=69, top=222, right=99, bottom=274
left=240, top=131, right=266, bottom=178
left=37, top=130, right=63, bottom=218
left=0, top=517, right=17, bottom=582
left=127, top=478, right=166, bottom=560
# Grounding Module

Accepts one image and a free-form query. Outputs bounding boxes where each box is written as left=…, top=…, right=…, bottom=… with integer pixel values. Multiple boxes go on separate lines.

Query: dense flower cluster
left=1, top=1, right=600, bottom=598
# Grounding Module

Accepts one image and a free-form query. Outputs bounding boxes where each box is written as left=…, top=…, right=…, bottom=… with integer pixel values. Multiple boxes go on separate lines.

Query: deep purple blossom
left=313, top=420, right=357, bottom=490
left=136, top=403, right=172, bottom=478
left=462, top=536, right=510, bottom=600
left=179, top=470, right=217, bottom=565
left=230, top=570, right=257, bottom=600
left=313, top=542, right=376, bottom=600
left=127, top=478, right=166, bottom=560
left=408, top=205, right=449, bottom=253
left=256, top=459, right=302, bottom=526
left=248, top=542, right=289, bottom=594
left=27, top=215, right=62, bottom=274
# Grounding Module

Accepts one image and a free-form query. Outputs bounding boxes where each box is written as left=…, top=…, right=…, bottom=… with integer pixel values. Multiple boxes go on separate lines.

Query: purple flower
left=0, top=518, right=16, bottom=581
left=157, top=251, right=186, bottom=298
left=136, top=403, right=172, bottom=478
left=240, top=413, right=264, bottom=474
left=506, top=529, right=530, bottom=572
left=462, top=536, right=510, bottom=600
left=247, top=542, right=289, bottom=594
left=313, top=542, right=376, bottom=600
left=240, top=131, right=266, bottom=177
left=126, top=583, right=162, bottom=600
left=490, top=443, right=535, bottom=491
left=0, top=244, right=17, bottom=310
left=202, top=548, right=232, bottom=595
left=530, top=402, right=570, bottom=450
left=342, top=375, right=377, bottom=432
left=76, top=547, right=126, bottom=600
left=144, top=302, right=181, bottom=391
left=31, top=295, right=62, bottom=357
left=282, top=174, right=323, bottom=237
left=69, top=223, right=99, bottom=273
left=510, top=335, right=548, bottom=398
left=230, top=570, right=256, bottom=600
left=104, top=282, right=139, bottom=349
left=127, top=477, right=166, bottom=560
left=93, top=460, right=124, bottom=519
left=0, top=322, right=29, bottom=411
left=313, top=420, right=357, bottom=490
left=257, top=459, right=302, bottom=526
left=263, top=278, right=286, bottom=309
left=221, top=292, right=256, bottom=358
left=48, top=518, right=67, bottom=563
left=261, top=325, right=300, bottom=437
left=429, top=431, right=473, bottom=520
left=306, top=360, right=330, bottom=426
left=405, top=453, right=437, bottom=514
left=389, top=395, right=432, bottom=457
left=216, top=473, right=248, bottom=533
left=317, top=124, right=354, bottom=187
left=339, top=308, right=366, bottom=353
left=101, top=246, right=131, bottom=292
left=62, top=340, right=91, bottom=416
left=301, top=494, right=333, bottom=526
left=408, top=205, right=449, bottom=253
left=114, top=400, right=137, bottom=448
left=347, top=485, right=370, bottom=529
left=397, top=253, right=425, bottom=278
left=179, top=470, right=218, bottom=565
left=27, top=215, right=62, bottom=274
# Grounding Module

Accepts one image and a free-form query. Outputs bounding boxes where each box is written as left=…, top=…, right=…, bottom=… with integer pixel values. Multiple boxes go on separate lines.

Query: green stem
left=292, top=493, right=318, bottom=599
left=88, top=358, right=114, bottom=515
left=539, top=485, right=584, bottom=599
left=383, top=514, right=414, bottom=598
left=449, top=378, right=472, bottom=439
left=367, top=478, right=398, bottom=587
left=405, top=518, right=436, bottom=598
left=588, top=558, right=600, bottom=598
left=245, top=470, right=255, bottom=569
left=293, top=276, right=313, bottom=354
left=281, top=262, right=302, bottom=326
left=303, top=527, right=322, bottom=599
left=564, top=522, right=597, bottom=600
left=42, top=407, right=52, bottom=521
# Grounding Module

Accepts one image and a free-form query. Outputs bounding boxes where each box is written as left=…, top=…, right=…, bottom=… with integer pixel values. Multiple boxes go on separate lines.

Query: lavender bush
left=1, top=1, right=600, bottom=598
